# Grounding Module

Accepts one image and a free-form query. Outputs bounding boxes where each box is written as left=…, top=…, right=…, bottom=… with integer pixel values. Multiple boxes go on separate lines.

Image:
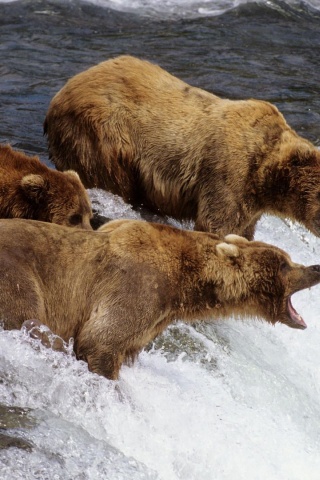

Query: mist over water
left=1, top=0, right=320, bottom=478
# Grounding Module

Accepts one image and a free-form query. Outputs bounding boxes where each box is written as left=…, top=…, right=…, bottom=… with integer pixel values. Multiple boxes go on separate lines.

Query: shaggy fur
left=1, top=218, right=320, bottom=379
left=0, top=144, right=92, bottom=229
left=44, top=55, right=320, bottom=239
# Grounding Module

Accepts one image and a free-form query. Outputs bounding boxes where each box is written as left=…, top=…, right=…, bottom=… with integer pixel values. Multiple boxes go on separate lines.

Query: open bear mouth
left=286, top=296, right=307, bottom=330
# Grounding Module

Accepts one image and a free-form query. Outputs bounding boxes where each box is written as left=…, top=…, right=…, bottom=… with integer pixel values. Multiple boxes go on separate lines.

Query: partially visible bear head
left=20, top=170, right=92, bottom=229
left=214, top=233, right=320, bottom=330
left=263, top=143, right=320, bottom=237
left=287, top=148, right=320, bottom=237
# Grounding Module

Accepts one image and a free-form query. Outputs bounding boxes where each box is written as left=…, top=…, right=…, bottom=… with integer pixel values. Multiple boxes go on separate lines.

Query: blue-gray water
left=1, top=1, right=320, bottom=479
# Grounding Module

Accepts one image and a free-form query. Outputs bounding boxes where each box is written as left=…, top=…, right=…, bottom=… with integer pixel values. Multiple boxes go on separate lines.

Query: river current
left=0, top=1, right=320, bottom=478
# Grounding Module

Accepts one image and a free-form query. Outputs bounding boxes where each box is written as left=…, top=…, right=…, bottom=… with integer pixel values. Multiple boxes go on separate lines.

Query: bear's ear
left=289, top=150, right=318, bottom=168
left=224, top=234, right=249, bottom=244
left=21, top=174, right=49, bottom=203
left=216, top=242, right=240, bottom=258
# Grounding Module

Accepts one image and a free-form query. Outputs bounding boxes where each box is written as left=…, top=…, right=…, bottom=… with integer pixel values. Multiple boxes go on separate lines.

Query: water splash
left=1, top=0, right=319, bottom=18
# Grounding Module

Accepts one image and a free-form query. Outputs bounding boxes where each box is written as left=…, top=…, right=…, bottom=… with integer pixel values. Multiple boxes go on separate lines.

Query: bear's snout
left=309, top=264, right=320, bottom=273
left=301, top=264, right=320, bottom=290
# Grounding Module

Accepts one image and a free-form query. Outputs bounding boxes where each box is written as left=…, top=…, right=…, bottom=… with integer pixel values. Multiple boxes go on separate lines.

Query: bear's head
left=215, top=234, right=320, bottom=329
left=287, top=147, right=320, bottom=237
left=20, top=170, right=93, bottom=229
left=265, top=144, right=320, bottom=237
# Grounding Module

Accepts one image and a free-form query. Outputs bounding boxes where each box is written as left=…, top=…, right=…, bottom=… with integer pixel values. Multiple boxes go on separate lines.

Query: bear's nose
left=310, top=265, right=320, bottom=273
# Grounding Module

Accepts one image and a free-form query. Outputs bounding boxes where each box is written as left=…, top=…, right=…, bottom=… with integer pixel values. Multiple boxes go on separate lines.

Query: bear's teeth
left=287, top=296, right=307, bottom=329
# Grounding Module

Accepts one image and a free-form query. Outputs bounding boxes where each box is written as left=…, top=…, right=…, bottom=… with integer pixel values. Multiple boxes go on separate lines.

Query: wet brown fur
left=1, top=218, right=320, bottom=379
left=0, top=144, right=92, bottom=229
left=44, top=55, right=320, bottom=239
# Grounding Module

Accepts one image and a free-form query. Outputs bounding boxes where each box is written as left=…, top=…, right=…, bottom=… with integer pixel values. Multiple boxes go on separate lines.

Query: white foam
left=68, top=0, right=243, bottom=18
left=70, top=0, right=320, bottom=16
left=1, top=0, right=319, bottom=18
left=79, top=0, right=320, bottom=17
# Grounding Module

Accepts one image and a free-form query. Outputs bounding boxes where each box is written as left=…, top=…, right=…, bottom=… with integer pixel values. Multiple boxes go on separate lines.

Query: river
left=0, top=0, right=320, bottom=478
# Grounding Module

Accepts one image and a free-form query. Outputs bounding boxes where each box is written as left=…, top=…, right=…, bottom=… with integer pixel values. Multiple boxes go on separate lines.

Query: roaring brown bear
left=44, top=55, right=320, bottom=239
left=0, top=143, right=92, bottom=229
left=1, top=218, right=320, bottom=379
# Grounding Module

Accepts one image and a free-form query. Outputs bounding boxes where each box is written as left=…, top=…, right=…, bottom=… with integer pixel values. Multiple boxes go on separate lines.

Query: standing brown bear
left=1, top=218, right=320, bottom=380
left=0, top=144, right=92, bottom=229
left=44, top=55, right=320, bottom=239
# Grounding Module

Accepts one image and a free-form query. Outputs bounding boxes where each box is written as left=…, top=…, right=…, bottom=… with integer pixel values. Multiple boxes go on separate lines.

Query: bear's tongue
left=287, top=296, right=307, bottom=329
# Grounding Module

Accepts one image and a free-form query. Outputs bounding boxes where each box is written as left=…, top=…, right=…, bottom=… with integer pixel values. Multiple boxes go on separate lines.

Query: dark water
left=0, top=0, right=319, bottom=169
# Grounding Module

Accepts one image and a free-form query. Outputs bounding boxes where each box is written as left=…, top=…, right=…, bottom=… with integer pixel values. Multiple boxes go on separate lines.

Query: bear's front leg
left=84, top=350, right=125, bottom=380
left=195, top=193, right=256, bottom=239
left=75, top=318, right=126, bottom=380
left=194, top=207, right=240, bottom=237
left=75, top=302, right=160, bottom=380
left=241, top=221, right=257, bottom=241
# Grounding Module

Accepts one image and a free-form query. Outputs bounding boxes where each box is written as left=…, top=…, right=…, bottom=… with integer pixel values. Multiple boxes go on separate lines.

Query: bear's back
left=0, top=144, right=45, bottom=177
left=48, top=55, right=221, bottom=118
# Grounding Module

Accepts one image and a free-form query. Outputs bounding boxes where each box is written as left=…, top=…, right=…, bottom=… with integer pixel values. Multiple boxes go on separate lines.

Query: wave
left=1, top=0, right=320, bottom=18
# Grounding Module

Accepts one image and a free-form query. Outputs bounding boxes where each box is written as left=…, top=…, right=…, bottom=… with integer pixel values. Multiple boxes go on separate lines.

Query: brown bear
left=44, top=55, right=320, bottom=239
left=0, top=143, right=93, bottom=229
left=1, top=218, right=320, bottom=380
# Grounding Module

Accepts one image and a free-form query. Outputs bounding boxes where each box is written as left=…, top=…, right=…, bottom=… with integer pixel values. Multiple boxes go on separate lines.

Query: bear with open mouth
left=1, top=218, right=320, bottom=379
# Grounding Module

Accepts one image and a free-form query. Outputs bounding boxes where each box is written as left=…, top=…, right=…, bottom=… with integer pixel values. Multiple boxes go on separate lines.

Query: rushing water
left=1, top=1, right=320, bottom=479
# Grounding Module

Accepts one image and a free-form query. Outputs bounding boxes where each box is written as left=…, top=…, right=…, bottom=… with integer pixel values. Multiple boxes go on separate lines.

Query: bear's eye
left=279, top=260, right=289, bottom=273
left=317, top=192, right=320, bottom=202
left=69, top=214, right=82, bottom=226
